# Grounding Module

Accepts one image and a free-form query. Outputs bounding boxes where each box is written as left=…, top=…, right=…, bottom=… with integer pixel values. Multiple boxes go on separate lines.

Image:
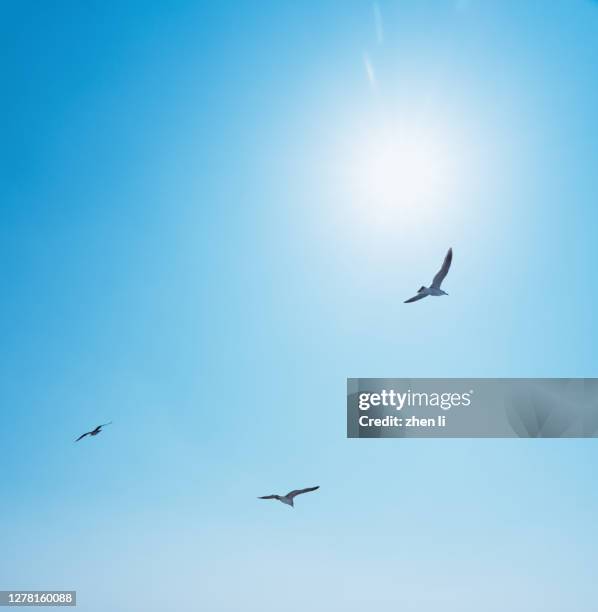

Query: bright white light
left=346, top=123, right=459, bottom=228
left=360, top=137, right=446, bottom=202
left=320, top=105, right=478, bottom=256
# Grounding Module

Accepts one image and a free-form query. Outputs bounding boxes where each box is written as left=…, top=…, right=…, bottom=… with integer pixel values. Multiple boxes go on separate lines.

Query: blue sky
left=2, top=1, right=598, bottom=610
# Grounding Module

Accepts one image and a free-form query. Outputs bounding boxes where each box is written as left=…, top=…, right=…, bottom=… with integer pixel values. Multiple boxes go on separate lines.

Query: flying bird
left=75, top=422, right=112, bottom=442
left=258, top=486, right=320, bottom=508
left=404, top=248, right=453, bottom=303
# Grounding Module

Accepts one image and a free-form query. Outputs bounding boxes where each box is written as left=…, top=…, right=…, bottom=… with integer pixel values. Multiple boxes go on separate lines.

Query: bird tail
left=417, top=286, right=426, bottom=293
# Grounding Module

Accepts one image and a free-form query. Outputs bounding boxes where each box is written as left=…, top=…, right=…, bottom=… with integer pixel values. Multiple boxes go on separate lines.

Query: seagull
left=75, top=422, right=112, bottom=442
left=258, top=486, right=320, bottom=508
left=404, top=248, right=453, bottom=303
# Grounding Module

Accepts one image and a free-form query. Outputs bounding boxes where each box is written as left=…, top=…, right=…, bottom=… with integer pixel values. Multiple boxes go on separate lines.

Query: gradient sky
left=2, top=1, right=598, bottom=610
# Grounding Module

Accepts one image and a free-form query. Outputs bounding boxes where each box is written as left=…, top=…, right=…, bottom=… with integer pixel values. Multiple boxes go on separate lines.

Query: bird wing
left=91, top=422, right=112, bottom=434
left=258, top=495, right=280, bottom=500
left=431, top=248, right=452, bottom=289
left=75, top=431, right=91, bottom=442
left=404, top=293, right=428, bottom=303
left=286, top=486, right=320, bottom=499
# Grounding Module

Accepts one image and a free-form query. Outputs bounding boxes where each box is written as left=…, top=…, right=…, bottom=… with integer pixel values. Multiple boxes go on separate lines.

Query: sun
left=338, top=119, right=461, bottom=229
left=355, top=128, right=455, bottom=213
left=359, top=135, right=448, bottom=204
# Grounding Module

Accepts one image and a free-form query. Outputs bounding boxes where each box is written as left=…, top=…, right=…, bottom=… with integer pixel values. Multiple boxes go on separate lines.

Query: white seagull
left=258, top=486, right=319, bottom=508
left=75, top=422, right=112, bottom=442
left=404, top=248, right=453, bottom=303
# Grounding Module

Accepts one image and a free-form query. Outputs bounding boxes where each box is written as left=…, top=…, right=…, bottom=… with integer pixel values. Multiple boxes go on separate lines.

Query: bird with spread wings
left=404, top=248, right=453, bottom=303
left=75, top=422, right=112, bottom=442
left=258, top=486, right=320, bottom=507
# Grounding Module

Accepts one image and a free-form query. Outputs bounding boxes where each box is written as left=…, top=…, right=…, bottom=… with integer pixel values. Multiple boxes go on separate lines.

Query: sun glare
left=360, top=137, right=448, bottom=203
left=338, top=120, right=462, bottom=230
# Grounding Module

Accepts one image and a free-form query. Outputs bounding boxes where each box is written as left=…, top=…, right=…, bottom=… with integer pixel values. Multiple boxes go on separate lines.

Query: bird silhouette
left=75, top=422, right=112, bottom=442
left=404, top=248, right=453, bottom=303
left=258, top=486, right=319, bottom=507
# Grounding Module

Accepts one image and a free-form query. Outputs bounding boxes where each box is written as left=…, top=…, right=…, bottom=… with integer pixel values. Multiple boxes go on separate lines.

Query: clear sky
left=2, top=1, right=598, bottom=610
